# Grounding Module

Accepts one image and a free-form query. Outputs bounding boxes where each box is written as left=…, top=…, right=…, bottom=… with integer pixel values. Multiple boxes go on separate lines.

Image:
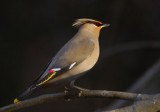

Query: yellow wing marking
left=37, top=71, right=56, bottom=86
left=14, top=98, right=21, bottom=104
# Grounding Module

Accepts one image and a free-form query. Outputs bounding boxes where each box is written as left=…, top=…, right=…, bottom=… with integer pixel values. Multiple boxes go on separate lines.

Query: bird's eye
left=94, top=22, right=102, bottom=27
left=87, top=21, right=102, bottom=27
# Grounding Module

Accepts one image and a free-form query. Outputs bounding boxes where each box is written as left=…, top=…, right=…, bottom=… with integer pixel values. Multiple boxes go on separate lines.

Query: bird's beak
left=101, top=24, right=110, bottom=28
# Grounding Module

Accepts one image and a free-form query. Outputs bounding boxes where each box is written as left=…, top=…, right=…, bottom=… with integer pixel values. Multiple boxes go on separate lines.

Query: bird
left=14, top=18, right=109, bottom=104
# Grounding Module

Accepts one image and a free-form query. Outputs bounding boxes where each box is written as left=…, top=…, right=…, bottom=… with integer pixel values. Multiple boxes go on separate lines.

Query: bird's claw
left=64, top=80, right=89, bottom=101
left=70, top=80, right=88, bottom=91
left=64, top=90, right=68, bottom=94
left=64, top=86, right=70, bottom=94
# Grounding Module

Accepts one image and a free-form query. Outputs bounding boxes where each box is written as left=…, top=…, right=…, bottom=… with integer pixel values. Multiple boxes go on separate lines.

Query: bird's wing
left=54, top=39, right=95, bottom=69
left=33, top=39, right=95, bottom=86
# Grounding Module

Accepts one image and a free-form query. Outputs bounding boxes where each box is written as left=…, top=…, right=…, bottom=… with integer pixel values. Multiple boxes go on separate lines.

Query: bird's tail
left=14, top=85, right=37, bottom=104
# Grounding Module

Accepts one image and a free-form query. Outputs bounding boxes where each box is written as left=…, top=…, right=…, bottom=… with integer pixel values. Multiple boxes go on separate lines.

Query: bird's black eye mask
left=87, top=21, right=103, bottom=27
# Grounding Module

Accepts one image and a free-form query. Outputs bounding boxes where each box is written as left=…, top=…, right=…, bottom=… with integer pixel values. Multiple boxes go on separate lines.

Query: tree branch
left=2, top=41, right=160, bottom=112
left=104, top=94, right=160, bottom=112
left=0, top=89, right=149, bottom=112
left=101, top=58, right=160, bottom=112
left=0, top=93, right=65, bottom=112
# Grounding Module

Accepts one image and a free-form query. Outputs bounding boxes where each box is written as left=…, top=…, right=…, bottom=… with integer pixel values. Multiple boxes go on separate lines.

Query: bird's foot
left=70, top=80, right=89, bottom=91
left=64, top=86, right=71, bottom=101
left=64, top=80, right=89, bottom=101
left=64, top=86, right=70, bottom=94
left=64, top=85, right=78, bottom=101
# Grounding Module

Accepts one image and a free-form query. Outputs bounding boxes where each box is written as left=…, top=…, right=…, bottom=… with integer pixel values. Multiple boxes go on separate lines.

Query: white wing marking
left=69, top=62, right=76, bottom=69
left=52, top=68, right=61, bottom=71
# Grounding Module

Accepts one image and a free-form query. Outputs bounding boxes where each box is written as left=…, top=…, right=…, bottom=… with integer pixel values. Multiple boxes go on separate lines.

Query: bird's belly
left=49, top=44, right=99, bottom=84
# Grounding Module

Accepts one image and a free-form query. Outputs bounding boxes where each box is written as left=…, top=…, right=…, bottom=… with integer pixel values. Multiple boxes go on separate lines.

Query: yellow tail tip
left=14, top=98, right=21, bottom=104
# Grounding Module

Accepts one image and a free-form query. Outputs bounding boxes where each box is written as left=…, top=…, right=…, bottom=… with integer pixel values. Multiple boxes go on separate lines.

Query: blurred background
left=1, top=0, right=160, bottom=112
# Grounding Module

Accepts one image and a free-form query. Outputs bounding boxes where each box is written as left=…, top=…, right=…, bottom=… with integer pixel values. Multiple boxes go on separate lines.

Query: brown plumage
left=14, top=18, right=109, bottom=104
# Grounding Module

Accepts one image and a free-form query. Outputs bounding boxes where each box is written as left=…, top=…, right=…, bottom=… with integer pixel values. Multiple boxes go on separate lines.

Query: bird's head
left=72, top=18, right=110, bottom=32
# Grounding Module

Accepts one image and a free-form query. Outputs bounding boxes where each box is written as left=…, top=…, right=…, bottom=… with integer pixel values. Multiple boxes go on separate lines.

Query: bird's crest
left=72, top=18, right=103, bottom=27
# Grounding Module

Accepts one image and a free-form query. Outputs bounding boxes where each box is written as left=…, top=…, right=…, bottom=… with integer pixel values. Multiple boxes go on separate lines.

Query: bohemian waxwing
left=14, top=18, right=109, bottom=104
